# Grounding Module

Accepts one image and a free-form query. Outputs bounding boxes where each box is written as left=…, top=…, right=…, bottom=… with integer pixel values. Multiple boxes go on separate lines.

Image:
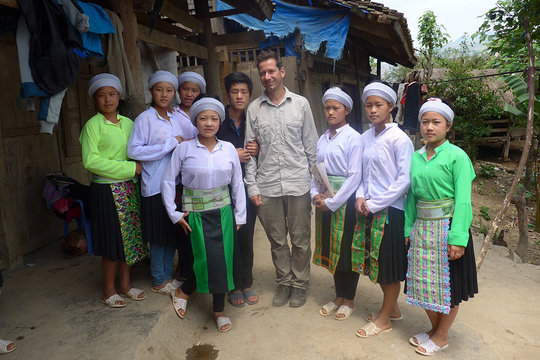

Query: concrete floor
left=1, top=220, right=539, bottom=360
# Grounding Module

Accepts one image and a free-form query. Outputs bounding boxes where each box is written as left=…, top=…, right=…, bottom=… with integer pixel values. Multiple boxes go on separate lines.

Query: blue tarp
left=216, top=0, right=350, bottom=60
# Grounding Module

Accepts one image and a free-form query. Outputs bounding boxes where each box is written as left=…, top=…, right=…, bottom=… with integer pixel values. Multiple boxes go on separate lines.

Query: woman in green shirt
left=404, top=98, right=478, bottom=356
left=80, top=73, right=148, bottom=308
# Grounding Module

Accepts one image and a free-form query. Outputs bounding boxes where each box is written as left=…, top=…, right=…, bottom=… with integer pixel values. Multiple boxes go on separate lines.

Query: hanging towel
left=77, top=1, right=115, bottom=57
left=104, top=9, right=136, bottom=100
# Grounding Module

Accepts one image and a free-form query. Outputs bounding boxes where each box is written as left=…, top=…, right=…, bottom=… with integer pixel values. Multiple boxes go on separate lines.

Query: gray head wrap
left=361, top=82, right=397, bottom=105
left=190, top=97, right=226, bottom=125
left=148, top=70, right=178, bottom=89
left=322, top=87, right=353, bottom=110
left=88, top=73, right=122, bottom=98
left=418, top=98, right=455, bottom=123
left=178, top=71, right=206, bottom=93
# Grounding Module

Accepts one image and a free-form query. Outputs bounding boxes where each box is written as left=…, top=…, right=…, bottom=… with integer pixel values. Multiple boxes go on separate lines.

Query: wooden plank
left=0, top=0, right=17, bottom=9
left=135, top=12, right=195, bottom=38
left=214, top=30, right=266, bottom=47
left=161, top=0, right=204, bottom=33
left=137, top=24, right=208, bottom=59
left=489, top=128, right=510, bottom=133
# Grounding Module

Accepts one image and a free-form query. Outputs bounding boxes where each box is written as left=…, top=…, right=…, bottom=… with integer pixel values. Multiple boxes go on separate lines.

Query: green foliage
left=480, top=206, right=491, bottom=220
left=417, top=11, right=450, bottom=82
left=475, top=0, right=540, bottom=72
left=501, top=74, right=540, bottom=130
left=429, top=39, right=505, bottom=161
left=479, top=164, right=498, bottom=177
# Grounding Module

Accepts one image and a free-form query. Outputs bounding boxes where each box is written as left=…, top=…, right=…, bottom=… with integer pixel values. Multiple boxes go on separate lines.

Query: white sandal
left=0, top=339, right=16, bottom=354
left=120, top=288, right=146, bottom=301
left=102, top=294, right=127, bottom=308
left=335, top=304, right=355, bottom=321
left=171, top=292, right=188, bottom=319
left=216, top=316, right=232, bottom=332
left=319, top=301, right=339, bottom=316
left=409, top=332, right=430, bottom=346
left=151, top=282, right=175, bottom=295
left=415, top=339, right=448, bottom=356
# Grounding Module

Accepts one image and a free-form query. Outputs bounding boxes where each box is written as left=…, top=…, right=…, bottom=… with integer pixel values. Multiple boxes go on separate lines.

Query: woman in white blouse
left=162, top=95, right=246, bottom=332
left=354, top=82, right=414, bottom=338
left=127, top=71, right=196, bottom=295
left=311, top=87, right=362, bottom=321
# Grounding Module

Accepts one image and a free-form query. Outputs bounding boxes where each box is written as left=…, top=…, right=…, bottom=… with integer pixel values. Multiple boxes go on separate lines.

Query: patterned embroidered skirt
left=406, top=199, right=478, bottom=313
left=141, top=188, right=187, bottom=248
left=89, top=180, right=148, bottom=265
left=313, top=175, right=357, bottom=274
left=187, top=204, right=238, bottom=294
left=352, top=206, right=407, bottom=284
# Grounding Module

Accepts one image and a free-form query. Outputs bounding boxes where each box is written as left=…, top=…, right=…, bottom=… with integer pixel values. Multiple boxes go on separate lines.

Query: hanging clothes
left=402, top=82, right=422, bottom=130
left=104, top=9, right=136, bottom=100
left=77, top=1, right=115, bottom=57
left=17, top=0, right=85, bottom=95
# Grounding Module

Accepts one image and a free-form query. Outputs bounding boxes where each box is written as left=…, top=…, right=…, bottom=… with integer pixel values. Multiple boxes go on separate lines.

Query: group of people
left=78, top=49, right=478, bottom=356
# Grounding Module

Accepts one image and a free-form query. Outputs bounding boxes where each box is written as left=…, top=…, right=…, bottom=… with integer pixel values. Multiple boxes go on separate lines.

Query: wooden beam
left=214, top=30, right=266, bottom=46
left=161, top=0, right=204, bottom=33
left=137, top=24, right=208, bottom=59
left=0, top=0, right=17, bottom=9
left=201, top=8, right=250, bottom=18
left=135, top=12, right=195, bottom=38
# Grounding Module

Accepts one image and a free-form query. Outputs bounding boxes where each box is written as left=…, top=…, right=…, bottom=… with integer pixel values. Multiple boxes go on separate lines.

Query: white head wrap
left=322, top=87, right=353, bottom=110
left=148, top=70, right=178, bottom=89
left=418, top=98, right=455, bottom=123
left=190, top=97, right=226, bottom=125
left=178, top=71, right=206, bottom=93
left=361, top=82, right=397, bottom=105
left=88, top=73, right=122, bottom=98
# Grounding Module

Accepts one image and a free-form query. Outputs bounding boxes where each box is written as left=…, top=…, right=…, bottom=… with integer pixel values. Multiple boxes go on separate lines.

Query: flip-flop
left=216, top=316, right=232, bottom=332
left=415, top=339, right=449, bottom=356
left=319, top=301, right=339, bottom=316
left=102, top=293, right=127, bottom=308
left=120, top=288, right=146, bottom=301
left=0, top=339, right=16, bottom=354
left=365, top=312, right=403, bottom=322
left=242, top=289, right=259, bottom=305
left=335, top=305, right=355, bottom=321
left=409, top=332, right=430, bottom=346
left=228, top=291, right=246, bottom=307
left=355, top=321, right=392, bottom=338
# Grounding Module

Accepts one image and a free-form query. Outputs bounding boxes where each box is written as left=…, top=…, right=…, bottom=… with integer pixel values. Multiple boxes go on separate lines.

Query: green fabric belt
left=182, top=186, right=231, bottom=212
left=416, top=198, right=455, bottom=220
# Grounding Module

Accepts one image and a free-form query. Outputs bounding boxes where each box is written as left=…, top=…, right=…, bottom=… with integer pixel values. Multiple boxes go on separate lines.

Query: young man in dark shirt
left=217, top=72, right=259, bottom=307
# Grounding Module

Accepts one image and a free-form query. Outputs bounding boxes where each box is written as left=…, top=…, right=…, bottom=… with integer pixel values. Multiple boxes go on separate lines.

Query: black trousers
left=180, top=235, right=226, bottom=313
left=235, top=194, right=257, bottom=289
left=334, top=270, right=360, bottom=300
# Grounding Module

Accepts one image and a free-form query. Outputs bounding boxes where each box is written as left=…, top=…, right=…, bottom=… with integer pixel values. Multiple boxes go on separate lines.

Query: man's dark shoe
left=289, top=287, right=306, bottom=308
left=272, top=285, right=291, bottom=307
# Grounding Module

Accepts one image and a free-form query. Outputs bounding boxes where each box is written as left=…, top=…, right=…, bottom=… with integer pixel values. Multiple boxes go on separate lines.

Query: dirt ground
left=1, top=212, right=540, bottom=360
left=472, top=153, right=540, bottom=265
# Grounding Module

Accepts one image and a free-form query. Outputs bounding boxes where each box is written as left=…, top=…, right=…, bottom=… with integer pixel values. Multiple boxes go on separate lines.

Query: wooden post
left=195, top=0, right=222, bottom=98
left=109, top=0, right=146, bottom=119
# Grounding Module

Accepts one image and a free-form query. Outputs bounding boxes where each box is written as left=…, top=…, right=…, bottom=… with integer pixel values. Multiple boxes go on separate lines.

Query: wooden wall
left=0, top=36, right=93, bottom=269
